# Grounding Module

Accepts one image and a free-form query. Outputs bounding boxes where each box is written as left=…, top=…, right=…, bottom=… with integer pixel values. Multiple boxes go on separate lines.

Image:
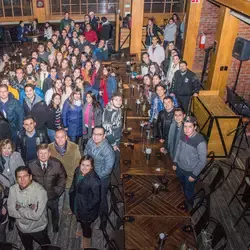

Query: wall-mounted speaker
left=232, top=37, right=250, bottom=61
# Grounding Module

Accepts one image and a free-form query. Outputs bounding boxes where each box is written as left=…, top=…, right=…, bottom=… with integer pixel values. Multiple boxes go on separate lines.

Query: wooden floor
left=5, top=135, right=250, bottom=250
left=3, top=49, right=250, bottom=249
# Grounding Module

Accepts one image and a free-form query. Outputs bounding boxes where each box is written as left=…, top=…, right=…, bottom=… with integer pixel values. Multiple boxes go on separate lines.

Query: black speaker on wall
left=232, top=37, right=250, bottom=61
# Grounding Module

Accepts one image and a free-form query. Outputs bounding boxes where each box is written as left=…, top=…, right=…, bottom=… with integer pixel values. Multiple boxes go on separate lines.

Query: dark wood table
left=120, top=73, right=196, bottom=250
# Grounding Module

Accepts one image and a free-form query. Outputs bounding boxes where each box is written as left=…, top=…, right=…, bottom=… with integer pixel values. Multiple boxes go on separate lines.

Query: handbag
left=196, top=229, right=213, bottom=250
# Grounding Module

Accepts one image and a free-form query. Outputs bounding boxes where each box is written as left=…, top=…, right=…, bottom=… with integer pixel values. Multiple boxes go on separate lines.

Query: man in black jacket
left=157, top=96, right=174, bottom=145
left=43, top=67, right=58, bottom=93
left=17, top=115, right=49, bottom=163
left=28, top=144, right=67, bottom=233
left=23, top=84, right=48, bottom=132
left=170, top=60, right=200, bottom=113
left=0, top=84, right=24, bottom=142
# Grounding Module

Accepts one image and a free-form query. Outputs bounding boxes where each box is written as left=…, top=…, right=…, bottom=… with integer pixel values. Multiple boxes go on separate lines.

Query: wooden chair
left=0, top=242, right=20, bottom=250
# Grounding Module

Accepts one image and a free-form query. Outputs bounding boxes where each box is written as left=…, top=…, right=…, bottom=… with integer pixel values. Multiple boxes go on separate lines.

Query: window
left=0, top=0, right=32, bottom=17
left=144, top=0, right=186, bottom=13
left=49, top=0, right=119, bottom=15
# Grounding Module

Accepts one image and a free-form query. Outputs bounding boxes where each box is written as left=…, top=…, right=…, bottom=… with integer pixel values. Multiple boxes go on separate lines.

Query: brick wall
left=227, top=21, right=250, bottom=102
left=192, top=0, right=220, bottom=71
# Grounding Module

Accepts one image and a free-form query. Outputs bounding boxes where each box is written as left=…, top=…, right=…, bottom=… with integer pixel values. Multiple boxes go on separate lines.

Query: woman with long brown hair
left=62, top=88, right=83, bottom=143
left=45, top=78, right=63, bottom=105
left=46, top=93, right=62, bottom=142
left=99, top=66, right=117, bottom=107
left=58, top=58, right=71, bottom=79
left=69, top=155, right=101, bottom=248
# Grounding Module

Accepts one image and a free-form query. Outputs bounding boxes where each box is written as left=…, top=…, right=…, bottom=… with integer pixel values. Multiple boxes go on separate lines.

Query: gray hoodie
left=164, top=23, right=177, bottom=42
left=173, top=132, right=207, bottom=178
left=7, top=181, right=48, bottom=233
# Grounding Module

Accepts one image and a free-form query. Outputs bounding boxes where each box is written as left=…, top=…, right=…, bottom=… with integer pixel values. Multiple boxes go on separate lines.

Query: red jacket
left=84, top=30, right=98, bottom=43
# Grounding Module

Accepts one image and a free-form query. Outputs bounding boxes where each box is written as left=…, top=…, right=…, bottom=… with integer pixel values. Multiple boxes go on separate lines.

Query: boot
left=82, top=237, right=91, bottom=249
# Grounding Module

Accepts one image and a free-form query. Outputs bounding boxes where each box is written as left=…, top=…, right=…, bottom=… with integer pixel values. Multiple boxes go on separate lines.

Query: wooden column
left=182, top=0, right=203, bottom=69
left=130, top=0, right=144, bottom=60
left=115, top=11, right=120, bottom=51
left=205, top=7, right=239, bottom=97
left=32, top=0, right=47, bottom=23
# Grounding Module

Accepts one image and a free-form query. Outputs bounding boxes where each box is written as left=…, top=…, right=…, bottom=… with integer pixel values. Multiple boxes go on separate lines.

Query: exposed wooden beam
left=212, top=0, right=250, bottom=16
left=130, top=0, right=144, bottom=60
left=205, top=6, right=240, bottom=97
left=182, top=0, right=204, bottom=69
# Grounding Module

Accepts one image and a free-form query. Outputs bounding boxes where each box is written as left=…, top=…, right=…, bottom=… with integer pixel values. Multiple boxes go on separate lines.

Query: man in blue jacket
left=0, top=84, right=24, bottom=143
left=84, top=126, right=115, bottom=229
left=173, top=116, right=207, bottom=208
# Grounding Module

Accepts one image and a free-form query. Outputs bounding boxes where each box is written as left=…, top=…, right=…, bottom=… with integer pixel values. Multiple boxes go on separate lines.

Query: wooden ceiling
left=211, top=0, right=250, bottom=16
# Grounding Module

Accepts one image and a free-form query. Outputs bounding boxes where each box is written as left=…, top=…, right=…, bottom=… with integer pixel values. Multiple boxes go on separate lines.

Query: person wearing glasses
left=84, top=126, right=115, bottom=229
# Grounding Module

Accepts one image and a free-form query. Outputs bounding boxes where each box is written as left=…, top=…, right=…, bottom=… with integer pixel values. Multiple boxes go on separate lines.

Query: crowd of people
left=0, top=11, right=207, bottom=250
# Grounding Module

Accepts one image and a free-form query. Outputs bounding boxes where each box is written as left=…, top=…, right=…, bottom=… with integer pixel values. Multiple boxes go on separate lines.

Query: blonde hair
left=0, top=139, right=14, bottom=154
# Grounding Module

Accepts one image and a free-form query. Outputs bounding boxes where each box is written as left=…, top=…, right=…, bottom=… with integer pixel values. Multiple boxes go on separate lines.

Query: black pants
left=0, top=222, right=7, bottom=241
left=99, top=177, right=110, bottom=222
left=18, top=227, right=51, bottom=250
left=80, top=221, right=92, bottom=238
left=47, top=197, right=59, bottom=229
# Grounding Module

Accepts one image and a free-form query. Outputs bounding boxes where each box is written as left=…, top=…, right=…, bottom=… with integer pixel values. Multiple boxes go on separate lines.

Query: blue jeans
left=176, top=167, right=196, bottom=206
left=47, top=128, right=56, bottom=143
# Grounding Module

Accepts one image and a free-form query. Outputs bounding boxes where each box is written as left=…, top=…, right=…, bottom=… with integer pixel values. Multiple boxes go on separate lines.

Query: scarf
left=54, top=140, right=68, bottom=156
left=147, top=25, right=154, bottom=37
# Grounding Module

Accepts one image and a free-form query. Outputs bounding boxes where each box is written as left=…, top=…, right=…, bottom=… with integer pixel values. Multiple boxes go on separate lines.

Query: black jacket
left=69, top=167, right=101, bottom=222
left=23, top=97, right=49, bottom=131
left=0, top=116, right=11, bottom=141
left=99, top=22, right=112, bottom=41
left=145, top=24, right=163, bottom=46
left=157, top=109, right=174, bottom=140
left=170, top=69, right=200, bottom=97
left=16, top=130, right=49, bottom=163
left=28, top=157, right=67, bottom=201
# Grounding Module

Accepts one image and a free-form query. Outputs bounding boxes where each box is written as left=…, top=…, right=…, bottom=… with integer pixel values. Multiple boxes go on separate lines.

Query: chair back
left=209, top=165, right=224, bottom=193
left=203, top=218, right=228, bottom=250
left=190, top=188, right=206, bottom=216
left=0, top=242, right=20, bottom=250
left=193, top=196, right=210, bottom=236
left=201, top=164, right=224, bottom=195
left=199, top=151, right=215, bottom=178
left=36, top=245, right=61, bottom=250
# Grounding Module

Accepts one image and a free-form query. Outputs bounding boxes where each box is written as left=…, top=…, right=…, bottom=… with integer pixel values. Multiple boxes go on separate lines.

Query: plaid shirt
left=11, top=78, right=26, bottom=91
left=149, top=95, right=178, bottom=122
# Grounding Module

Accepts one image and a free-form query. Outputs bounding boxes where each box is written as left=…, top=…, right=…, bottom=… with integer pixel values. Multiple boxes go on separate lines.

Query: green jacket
left=60, top=18, right=73, bottom=31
